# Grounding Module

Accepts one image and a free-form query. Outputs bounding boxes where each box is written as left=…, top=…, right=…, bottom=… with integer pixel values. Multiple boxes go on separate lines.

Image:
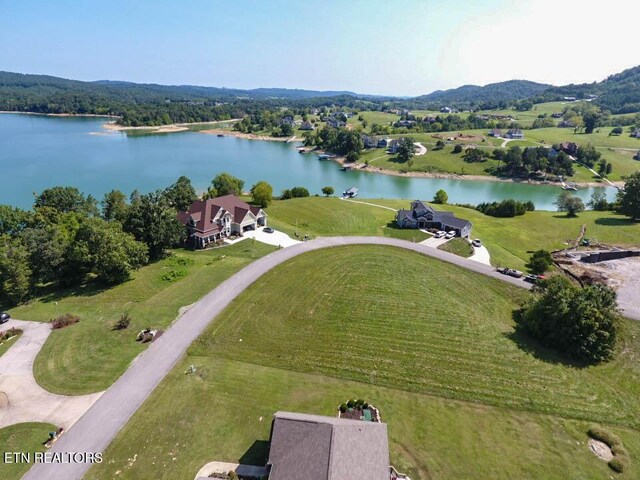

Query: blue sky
left=1, top=0, right=638, bottom=96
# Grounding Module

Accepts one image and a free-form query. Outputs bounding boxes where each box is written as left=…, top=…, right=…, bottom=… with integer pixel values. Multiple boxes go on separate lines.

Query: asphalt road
left=23, top=237, right=531, bottom=480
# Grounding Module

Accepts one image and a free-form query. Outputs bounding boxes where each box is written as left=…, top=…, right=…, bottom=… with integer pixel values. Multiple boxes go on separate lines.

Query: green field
left=265, top=197, right=640, bottom=271
left=8, top=241, right=276, bottom=395
left=89, top=246, right=640, bottom=480
left=0, top=423, right=56, bottom=480
left=438, top=237, right=473, bottom=257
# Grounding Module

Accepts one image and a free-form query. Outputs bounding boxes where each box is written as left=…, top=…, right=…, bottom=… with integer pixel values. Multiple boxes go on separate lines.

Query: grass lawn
left=0, top=329, right=22, bottom=358
left=89, top=246, right=640, bottom=480
left=7, top=241, right=277, bottom=395
left=438, top=237, right=473, bottom=257
left=265, top=197, right=429, bottom=242
left=0, top=423, right=56, bottom=480
left=265, top=197, right=640, bottom=271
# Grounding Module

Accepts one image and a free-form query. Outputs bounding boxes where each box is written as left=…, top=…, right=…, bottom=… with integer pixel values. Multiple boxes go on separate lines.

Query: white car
left=444, top=231, right=456, bottom=239
left=472, top=239, right=482, bottom=247
left=434, top=231, right=445, bottom=238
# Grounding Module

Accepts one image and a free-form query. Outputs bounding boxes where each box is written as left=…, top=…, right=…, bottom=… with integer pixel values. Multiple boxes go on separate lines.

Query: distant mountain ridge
left=415, top=80, right=552, bottom=106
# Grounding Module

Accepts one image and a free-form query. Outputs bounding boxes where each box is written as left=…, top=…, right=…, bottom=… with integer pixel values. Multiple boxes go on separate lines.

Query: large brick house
left=177, top=195, right=267, bottom=249
left=396, top=200, right=472, bottom=237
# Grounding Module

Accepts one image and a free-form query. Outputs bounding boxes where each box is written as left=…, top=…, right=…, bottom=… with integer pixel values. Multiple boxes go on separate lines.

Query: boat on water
left=343, top=187, right=358, bottom=198
left=562, top=184, right=578, bottom=191
left=341, top=165, right=352, bottom=171
left=216, top=134, right=226, bottom=137
left=318, top=154, right=336, bottom=160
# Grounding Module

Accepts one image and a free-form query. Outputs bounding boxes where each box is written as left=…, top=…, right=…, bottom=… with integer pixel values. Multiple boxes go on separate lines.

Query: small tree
left=433, top=189, right=448, bottom=205
left=435, top=140, right=446, bottom=150
left=453, top=144, right=463, bottom=154
left=588, top=191, right=609, bottom=211
left=617, top=171, right=640, bottom=220
left=611, top=126, right=623, bottom=136
left=250, top=181, right=273, bottom=208
left=321, top=186, right=334, bottom=197
left=345, top=151, right=359, bottom=163
left=290, top=186, right=310, bottom=198
left=527, top=250, right=553, bottom=274
left=113, top=313, right=131, bottom=331
left=397, top=137, right=415, bottom=162
left=555, top=191, right=585, bottom=217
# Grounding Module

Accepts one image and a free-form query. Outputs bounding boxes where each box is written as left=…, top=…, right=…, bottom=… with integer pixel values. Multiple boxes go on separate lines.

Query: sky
left=1, top=0, right=639, bottom=96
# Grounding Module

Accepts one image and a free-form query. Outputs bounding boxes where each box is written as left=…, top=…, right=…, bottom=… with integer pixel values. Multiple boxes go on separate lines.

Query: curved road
left=24, top=237, right=530, bottom=480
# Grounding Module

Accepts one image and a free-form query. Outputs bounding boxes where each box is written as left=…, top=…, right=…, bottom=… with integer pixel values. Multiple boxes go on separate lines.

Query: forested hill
left=413, top=80, right=551, bottom=108
left=534, top=65, right=640, bottom=114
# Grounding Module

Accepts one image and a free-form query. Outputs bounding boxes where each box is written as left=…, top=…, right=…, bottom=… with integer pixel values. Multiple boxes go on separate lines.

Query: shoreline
left=198, top=128, right=303, bottom=143
left=103, top=119, right=242, bottom=133
left=0, top=111, right=120, bottom=118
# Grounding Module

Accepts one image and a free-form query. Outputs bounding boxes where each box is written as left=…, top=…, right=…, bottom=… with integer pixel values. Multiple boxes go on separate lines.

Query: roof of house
left=399, top=200, right=471, bottom=230
left=267, top=411, right=390, bottom=480
left=177, top=195, right=265, bottom=234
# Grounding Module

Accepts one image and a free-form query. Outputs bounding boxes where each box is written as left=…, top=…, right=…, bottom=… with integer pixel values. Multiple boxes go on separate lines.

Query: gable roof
left=268, top=411, right=389, bottom=480
left=177, top=195, right=265, bottom=234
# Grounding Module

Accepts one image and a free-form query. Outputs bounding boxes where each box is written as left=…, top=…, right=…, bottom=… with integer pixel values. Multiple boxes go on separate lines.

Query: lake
left=0, top=113, right=615, bottom=210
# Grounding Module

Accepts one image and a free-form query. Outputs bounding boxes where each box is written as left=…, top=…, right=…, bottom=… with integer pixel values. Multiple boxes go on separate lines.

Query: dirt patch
left=588, top=438, right=614, bottom=461
left=0, top=392, right=8, bottom=408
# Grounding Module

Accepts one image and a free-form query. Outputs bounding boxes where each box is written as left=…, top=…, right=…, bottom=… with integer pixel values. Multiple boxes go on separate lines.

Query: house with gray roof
left=267, top=411, right=391, bottom=480
left=396, top=200, right=472, bottom=237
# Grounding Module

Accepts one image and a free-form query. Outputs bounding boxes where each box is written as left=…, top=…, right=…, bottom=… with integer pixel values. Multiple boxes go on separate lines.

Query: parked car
left=524, top=274, right=546, bottom=284
left=263, top=227, right=274, bottom=233
left=0, top=312, right=10, bottom=324
left=444, top=231, right=456, bottom=239
left=472, top=239, right=482, bottom=248
left=497, top=267, right=523, bottom=278
left=434, top=231, right=445, bottom=238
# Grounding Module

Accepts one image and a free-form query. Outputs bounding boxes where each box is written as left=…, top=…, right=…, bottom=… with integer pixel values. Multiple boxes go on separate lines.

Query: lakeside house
left=488, top=128, right=502, bottom=138
left=279, top=116, right=296, bottom=127
left=326, top=117, right=346, bottom=128
left=299, top=120, right=316, bottom=131
left=551, top=112, right=563, bottom=118
left=396, top=200, right=472, bottom=237
left=559, top=142, right=578, bottom=156
left=631, top=129, right=640, bottom=138
left=505, top=129, right=524, bottom=139
left=394, top=119, right=417, bottom=128
left=388, top=139, right=401, bottom=154
left=557, top=119, right=577, bottom=128
left=266, top=411, right=391, bottom=480
left=440, top=106, right=452, bottom=113
left=176, top=195, right=267, bottom=249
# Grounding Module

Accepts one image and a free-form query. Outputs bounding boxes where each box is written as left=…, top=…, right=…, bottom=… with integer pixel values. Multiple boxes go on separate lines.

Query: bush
left=527, top=250, right=553, bottom=274
left=453, top=144, right=463, bottom=153
left=339, top=403, right=348, bottom=413
left=476, top=199, right=533, bottom=217
left=228, top=471, right=239, bottom=480
left=587, top=426, right=629, bottom=473
left=161, top=268, right=188, bottom=282
left=113, top=313, right=131, bottom=331
left=588, top=426, right=621, bottom=447
left=433, top=189, right=448, bottom=205
left=356, top=399, right=365, bottom=407
left=50, top=313, right=80, bottom=329
left=347, top=399, right=356, bottom=408
left=0, top=328, right=21, bottom=341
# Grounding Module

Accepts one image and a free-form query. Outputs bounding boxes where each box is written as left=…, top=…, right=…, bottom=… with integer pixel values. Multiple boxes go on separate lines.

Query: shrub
left=50, top=313, right=80, bottom=329
left=453, top=144, right=463, bottom=153
left=587, top=426, right=629, bottom=472
left=527, top=250, right=553, bottom=274
left=433, top=189, right=448, bottom=205
left=339, top=403, right=348, bottom=413
left=0, top=328, right=21, bottom=341
left=608, top=457, right=625, bottom=473
left=588, top=426, right=621, bottom=448
left=347, top=399, right=355, bottom=408
left=476, top=199, right=533, bottom=217
left=363, top=402, right=369, bottom=409
left=228, top=471, right=239, bottom=480
left=161, top=269, right=188, bottom=282
left=356, top=399, right=365, bottom=407
left=113, top=313, right=131, bottom=331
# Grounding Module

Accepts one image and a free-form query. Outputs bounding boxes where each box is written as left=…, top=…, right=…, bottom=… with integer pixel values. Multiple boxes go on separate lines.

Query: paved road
left=24, top=237, right=530, bottom=480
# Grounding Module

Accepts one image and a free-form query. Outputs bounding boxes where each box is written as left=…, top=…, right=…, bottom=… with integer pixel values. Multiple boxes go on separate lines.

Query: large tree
left=164, top=176, right=197, bottom=211
left=396, top=137, right=415, bottom=163
left=208, top=172, right=245, bottom=198
left=516, top=276, right=620, bottom=364
left=0, top=205, right=32, bottom=235
left=555, top=191, right=585, bottom=217
left=34, top=186, right=98, bottom=216
left=101, top=189, right=129, bottom=223
left=250, top=181, right=273, bottom=208
left=617, top=171, right=640, bottom=220
left=124, top=191, right=185, bottom=260
left=0, top=235, right=32, bottom=306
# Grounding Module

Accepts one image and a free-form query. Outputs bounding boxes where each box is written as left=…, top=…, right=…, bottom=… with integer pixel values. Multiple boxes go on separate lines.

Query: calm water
left=0, top=114, right=615, bottom=210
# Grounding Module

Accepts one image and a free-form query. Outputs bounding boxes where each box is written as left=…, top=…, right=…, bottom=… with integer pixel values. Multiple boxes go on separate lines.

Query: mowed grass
left=265, top=197, right=428, bottom=242
left=0, top=423, right=56, bottom=480
left=0, top=329, right=22, bottom=358
left=438, top=237, right=473, bottom=257
left=89, top=246, right=640, bottom=480
left=192, top=246, right=640, bottom=426
left=8, top=241, right=277, bottom=395
left=265, top=197, right=640, bottom=271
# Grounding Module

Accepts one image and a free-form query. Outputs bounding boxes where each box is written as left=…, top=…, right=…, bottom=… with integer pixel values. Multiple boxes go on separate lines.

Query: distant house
left=395, top=119, right=416, bottom=128
left=267, top=411, right=391, bottom=480
left=396, top=200, right=472, bottom=238
left=559, top=142, right=578, bottom=155
left=387, top=138, right=402, bottom=154
left=377, top=138, right=393, bottom=149
left=505, top=129, right=524, bottom=139
left=563, top=96, right=577, bottom=101
left=488, top=129, right=502, bottom=138
left=279, top=116, right=296, bottom=127
left=440, top=106, right=452, bottom=114
left=557, top=119, right=577, bottom=128
left=631, top=129, right=640, bottom=138
left=176, top=195, right=267, bottom=249
left=547, top=147, right=559, bottom=160
left=551, top=112, right=563, bottom=119
left=299, top=120, right=316, bottom=131
left=634, top=150, right=640, bottom=160
left=424, top=116, right=437, bottom=124
left=362, top=135, right=379, bottom=148
left=326, top=117, right=346, bottom=128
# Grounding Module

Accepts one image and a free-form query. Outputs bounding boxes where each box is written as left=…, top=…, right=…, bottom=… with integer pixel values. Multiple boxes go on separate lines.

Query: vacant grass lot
left=9, top=241, right=276, bottom=395
left=0, top=422, right=56, bottom=480
left=89, top=246, right=640, bottom=480
left=438, top=237, right=473, bottom=257
left=265, top=197, right=640, bottom=270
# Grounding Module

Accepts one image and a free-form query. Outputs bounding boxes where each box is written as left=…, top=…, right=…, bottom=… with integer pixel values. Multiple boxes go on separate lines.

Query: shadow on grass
left=238, top=439, right=270, bottom=466
left=37, top=280, right=113, bottom=304
left=594, top=216, right=637, bottom=227
left=505, top=325, right=589, bottom=369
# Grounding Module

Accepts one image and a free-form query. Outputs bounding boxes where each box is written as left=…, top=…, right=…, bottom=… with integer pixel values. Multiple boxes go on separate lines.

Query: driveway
left=413, top=142, right=427, bottom=156
left=0, top=319, right=102, bottom=430
left=24, top=237, right=530, bottom=480
left=242, top=227, right=301, bottom=248
left=469, top=245, right=491, bottom=266
left=420, top=236, right=450, bottom=248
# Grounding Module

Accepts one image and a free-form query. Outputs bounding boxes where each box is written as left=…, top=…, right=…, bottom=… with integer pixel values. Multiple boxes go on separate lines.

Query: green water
left=0, top=114, right=615, bottom=210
